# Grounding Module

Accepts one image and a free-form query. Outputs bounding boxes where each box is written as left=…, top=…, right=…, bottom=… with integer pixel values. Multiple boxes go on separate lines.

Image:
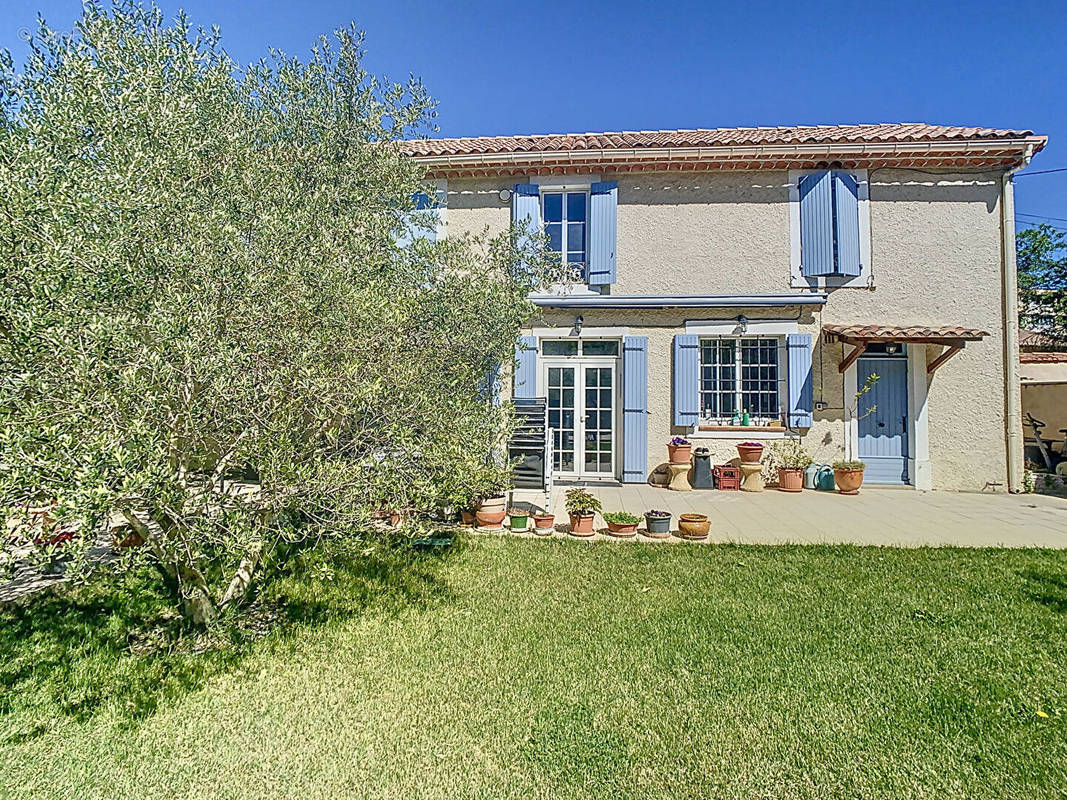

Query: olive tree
left=0, top=2, right=559, bottom=623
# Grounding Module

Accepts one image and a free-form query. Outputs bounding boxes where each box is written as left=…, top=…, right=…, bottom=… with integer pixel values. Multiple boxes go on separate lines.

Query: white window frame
left=788, top=168, right=872, bottom=289
left=697, top=335, right=786, bottom=427
left=540, top=185, right=590, bottom=278
left=433, top=178, right=448, bottom=240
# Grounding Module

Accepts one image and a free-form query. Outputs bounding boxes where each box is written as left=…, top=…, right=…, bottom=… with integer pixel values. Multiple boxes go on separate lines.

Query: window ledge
left=692, top=426, right=790, bottom=440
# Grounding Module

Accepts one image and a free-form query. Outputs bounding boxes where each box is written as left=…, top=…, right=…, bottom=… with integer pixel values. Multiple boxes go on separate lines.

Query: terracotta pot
left=113, top=529, right=144, bottom=549
left=834, top=468, right=865, bottom=495
left=736, top=443, right=764, bottom=463
left=475, top=509, right=507, bottom=529
left=460, top=511, right=476, bottom=526
left=667, top=443, right=692, bottom=464
left=478, top=495, right=507, bottom=513
left=678, top=513, right=710, bottom=540
left=532, top=513, right=555, bottom=530
left=777, top=467, right=804, bottom=493
left=605, top=520, right=639, bottom=537
left=569, top=512, right=595, bottom=536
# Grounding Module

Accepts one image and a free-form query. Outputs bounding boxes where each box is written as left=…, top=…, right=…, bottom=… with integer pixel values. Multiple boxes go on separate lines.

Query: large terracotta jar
left=678, top=513, right=710, bottom=540
left=834, top=467, right=865, bottom=495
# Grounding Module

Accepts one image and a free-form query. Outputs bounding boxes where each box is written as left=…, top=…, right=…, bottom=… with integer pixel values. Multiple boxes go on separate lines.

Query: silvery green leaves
left=0, top=2, right=557, bottom=624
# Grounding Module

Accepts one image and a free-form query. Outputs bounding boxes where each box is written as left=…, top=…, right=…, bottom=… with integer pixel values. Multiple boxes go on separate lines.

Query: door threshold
left=554, top=478, right=623, bottom=488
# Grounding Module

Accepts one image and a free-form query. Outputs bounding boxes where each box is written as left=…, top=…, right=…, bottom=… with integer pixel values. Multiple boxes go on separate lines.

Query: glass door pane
left=547, top=366, right=575, bottom=474
left=582, top=366, right=614, bottom=475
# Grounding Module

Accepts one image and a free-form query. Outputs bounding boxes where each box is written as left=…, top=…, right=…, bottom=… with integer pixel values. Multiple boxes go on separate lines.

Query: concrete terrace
left=510, top=485, right=1067, bottom=548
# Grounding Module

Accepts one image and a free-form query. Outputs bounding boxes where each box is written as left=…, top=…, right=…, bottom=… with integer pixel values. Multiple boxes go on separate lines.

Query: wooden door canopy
left=822, top=324, right=988, bottom=374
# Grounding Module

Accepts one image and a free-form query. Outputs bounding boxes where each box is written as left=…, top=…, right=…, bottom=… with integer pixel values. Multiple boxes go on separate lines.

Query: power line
left=1015, top=167, right=1067, bottom=177
left=1017, top=212, right=1067, bottom=224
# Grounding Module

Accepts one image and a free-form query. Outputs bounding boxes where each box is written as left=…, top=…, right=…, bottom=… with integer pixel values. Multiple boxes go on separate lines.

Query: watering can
left=803, top=464, right=821, bottom=490
left=814, top=464, right=836, bottom=492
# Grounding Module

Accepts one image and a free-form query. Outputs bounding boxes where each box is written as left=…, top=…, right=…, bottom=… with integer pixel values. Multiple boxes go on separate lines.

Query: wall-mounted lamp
left=736, top=314, right=749, bottom=334
left=885, top=341, right=900, bottom=355
left=574, top=315, right=584, bottom=335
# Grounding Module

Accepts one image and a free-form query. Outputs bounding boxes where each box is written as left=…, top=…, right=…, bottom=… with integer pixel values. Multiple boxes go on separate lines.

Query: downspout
left=1001, top=153, right=1029, bottom=492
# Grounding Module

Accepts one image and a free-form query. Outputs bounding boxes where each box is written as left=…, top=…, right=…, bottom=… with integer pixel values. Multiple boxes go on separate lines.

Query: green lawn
left=1, top=536, right=1066, bottom=799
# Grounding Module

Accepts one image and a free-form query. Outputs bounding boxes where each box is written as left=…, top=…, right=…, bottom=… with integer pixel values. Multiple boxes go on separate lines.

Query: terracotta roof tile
left=1021, top=352, right=1067, bottom=363
left=822, top=324, right=989, bottom=341
left=400, top=123, right=1043, bottom=158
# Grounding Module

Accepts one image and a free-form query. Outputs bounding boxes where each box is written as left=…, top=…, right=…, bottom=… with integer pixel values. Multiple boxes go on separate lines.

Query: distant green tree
left=1017, top=223, right=1067, bottom=341
left=0, top=2, right=559, bottom=624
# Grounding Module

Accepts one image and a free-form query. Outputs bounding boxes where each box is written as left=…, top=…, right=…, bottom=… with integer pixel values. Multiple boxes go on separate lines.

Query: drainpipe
left=1001, top=156, right=1029, bottom=492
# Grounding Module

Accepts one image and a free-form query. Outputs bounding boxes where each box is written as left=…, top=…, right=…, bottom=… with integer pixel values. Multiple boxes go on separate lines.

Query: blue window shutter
left=396, top=192, right=436, bottom=246
left=786, top=333, right=814, bottom=427
left=479, top=361, right=501, bottom=407
left=588, top=181, right=618, bottom=286
left=832, top=172, right=862, bottom=277
left=799, top=171, right=834, bottom=277
left=673, top=334, right=699, bottom=427
left=511, top=184, right=540, bottom=278
left=513, top=336, right=537, bottom=399
left=622, top=336, right=648, bottom=483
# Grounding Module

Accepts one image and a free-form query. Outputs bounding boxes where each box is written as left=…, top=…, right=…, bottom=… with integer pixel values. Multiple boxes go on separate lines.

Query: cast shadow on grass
left=1020, top=569, right=1067, bottom=614
left=0, top=531, right=459, bottom=742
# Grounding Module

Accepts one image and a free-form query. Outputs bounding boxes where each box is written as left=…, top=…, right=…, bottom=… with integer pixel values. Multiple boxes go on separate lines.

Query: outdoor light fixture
left=885, top=341, right=900, bottom=355
left=498, top=188, right=512, bottom=203
left=574, top=315, right=584, bottom=335
left=736, top=314, right=749, bottom=333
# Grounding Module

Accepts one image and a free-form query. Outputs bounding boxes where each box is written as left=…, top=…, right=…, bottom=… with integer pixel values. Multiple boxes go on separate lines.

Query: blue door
left=857, top=356, right=909, bottom=484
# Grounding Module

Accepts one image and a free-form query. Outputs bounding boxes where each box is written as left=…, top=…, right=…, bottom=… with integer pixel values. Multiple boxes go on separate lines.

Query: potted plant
left=678, top=512, right=710, bottom=540
left=832, top=460, right=867, bottom=495
left=644, top=509, right=672, bottom=538
left=478, top=494, right=507, bottom=514
left=532, top=511, right=555, bottom=534
left=736, top=441, right=764, bottom=463
left=667, top=436, right=692, bottom=464
left=565, top=488, right=602, bottom=536
left=508, top=508, right=529, bottom=531
left=475, top=507, right=507, bottom=529
left=460, top=510, right=476, bottom=526
left=772, top=438, right=813, bottom=493
left=603, top=511, right=640, bottom=537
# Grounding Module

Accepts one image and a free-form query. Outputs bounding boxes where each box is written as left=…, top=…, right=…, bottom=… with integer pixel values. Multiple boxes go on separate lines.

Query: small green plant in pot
left=603, top=511, right=640, bottom=537
left=565, top=488, right=602, bottom=537
left=832, top=460, right=867, bottom=495
left=772, top=438, right=813, bottom=493
left=508, top=508, right=529, bottom=531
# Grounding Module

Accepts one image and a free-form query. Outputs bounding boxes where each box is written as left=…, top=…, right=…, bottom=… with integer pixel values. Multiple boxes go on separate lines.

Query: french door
left=544, top=360, right=616, bottom=479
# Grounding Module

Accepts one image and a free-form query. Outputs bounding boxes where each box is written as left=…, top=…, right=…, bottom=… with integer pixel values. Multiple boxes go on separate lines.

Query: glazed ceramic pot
left=508, top=512, right=529, bottom=531
left=475, top=509, right=507, bottom=530
left=667, top=443, right=693, bottom=464
left=478, top=495, right=507, bottom=513
left=678, top=513, right=710, bottom=540
left=777, top=467, right=804, bottom=492
left=834, top=468, right=865, bottom=495
left=569, top=513, right=595, bottom=536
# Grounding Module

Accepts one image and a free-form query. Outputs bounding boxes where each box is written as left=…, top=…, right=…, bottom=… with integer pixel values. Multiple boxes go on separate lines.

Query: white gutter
left=412, top=138, right=1043, bottom=171
left=1001, top=145, right=1032, bottom=492
left=530, top=293, right=828, bottom=309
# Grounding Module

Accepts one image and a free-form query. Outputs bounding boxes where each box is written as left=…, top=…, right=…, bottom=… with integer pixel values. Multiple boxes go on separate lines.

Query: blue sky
left=2, top=0, right=1065, bottom=229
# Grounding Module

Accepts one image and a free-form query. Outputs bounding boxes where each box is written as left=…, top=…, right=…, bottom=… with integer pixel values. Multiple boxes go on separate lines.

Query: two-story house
left=401, top=124, right=1046, bottom=492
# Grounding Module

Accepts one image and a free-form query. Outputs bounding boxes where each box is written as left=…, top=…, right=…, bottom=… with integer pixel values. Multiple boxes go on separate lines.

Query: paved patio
left=510, top=485, right=1067, bottom=548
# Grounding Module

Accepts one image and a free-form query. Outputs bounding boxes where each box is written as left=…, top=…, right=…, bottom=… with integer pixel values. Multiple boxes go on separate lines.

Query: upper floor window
left=699, top=337, right=782, bottom=425
left=790, top=169, right=871, bottom=288
left=542, top=191, right=588, bottom=278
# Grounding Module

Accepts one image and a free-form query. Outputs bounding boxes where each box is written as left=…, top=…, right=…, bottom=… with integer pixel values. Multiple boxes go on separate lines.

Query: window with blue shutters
left=396, top=191, right=437, bottom=247
left=795, top=169, right=867, bottom=283
left=513, top=180, right=618, bottom=286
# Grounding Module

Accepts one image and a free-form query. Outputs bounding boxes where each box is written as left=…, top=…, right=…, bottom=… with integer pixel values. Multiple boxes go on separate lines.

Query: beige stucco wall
left=444, top=169, right=1010, bottom=491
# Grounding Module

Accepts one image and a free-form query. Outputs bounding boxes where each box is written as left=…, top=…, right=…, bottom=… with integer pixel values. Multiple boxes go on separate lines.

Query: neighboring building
left=1020, top=328, right=1067, bottom=464
left=402, top=124, right=1046, bottom=491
